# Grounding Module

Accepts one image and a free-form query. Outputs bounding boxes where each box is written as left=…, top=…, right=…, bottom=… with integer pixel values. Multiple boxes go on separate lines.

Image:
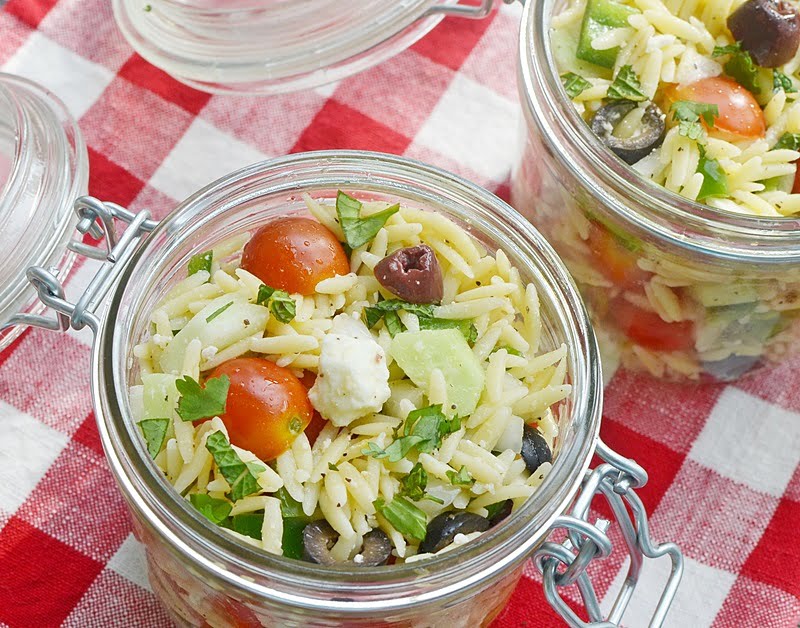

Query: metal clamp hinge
left=4, top=196, right=157, bottom=336
left=534, top=440, right=684, bottom=627
left=426, top=0, right=520, bottom=20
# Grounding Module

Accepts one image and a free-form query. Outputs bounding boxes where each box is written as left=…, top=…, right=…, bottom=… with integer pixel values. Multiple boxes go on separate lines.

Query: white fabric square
left=3, top=32, right=113, bottom=119
left=414, top=74, right=518, bottom=183
left=107, top=534, right=152, bottom=592
left=0, top=401, right=68, bottom=512
left=689, top=387, right=800, bottom=497
left=150, top=117, right=270, bottom=202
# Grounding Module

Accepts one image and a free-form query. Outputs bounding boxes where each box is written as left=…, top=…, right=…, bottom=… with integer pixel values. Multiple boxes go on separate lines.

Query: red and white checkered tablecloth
left=0, top=1, right=798, bottom=627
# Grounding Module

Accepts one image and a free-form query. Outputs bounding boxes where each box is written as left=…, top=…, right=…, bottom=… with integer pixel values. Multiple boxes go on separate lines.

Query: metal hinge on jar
left=426, top=0, right=520, bottom=19
left=3, top=197, right=156, bottom=336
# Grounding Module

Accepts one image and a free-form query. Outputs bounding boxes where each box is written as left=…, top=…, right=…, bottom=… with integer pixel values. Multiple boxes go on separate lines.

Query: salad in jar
left=515, top=0, right=800, bottom=380
left=130, top=191, right=570, bottom=564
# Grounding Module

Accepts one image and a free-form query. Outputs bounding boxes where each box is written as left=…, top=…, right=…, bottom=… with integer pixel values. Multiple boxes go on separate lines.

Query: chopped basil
left=606, top=65, right=646, bottom=101
left=336, top=191, right=400, bottom=249
left=188, top=250, right=213, bottom=276
left=328, top=462, right=340, bottom=472
left=282, top=517, right=308, bottom=559
left=774, top=69, right=797, bottom=93
left=712, top=42, right=760, bottom=94
left=374, top=496, right=427, bottom=541
left=205, top=431, right=261, bottom=502
left=189, top=493, right=232, bottom=524
left=447, top=466, right=474, bottom=487
left=670, top=100, right=719, bottom=140
left=696, top=145, right=729, bottom=201
left=400, top=463, right=429, bottom=501
left=383, top=310, right=403, bottom=337
left=138, top=418, right=169, bottom=459
left=275, top=487, right=306, bottom=519
left=228, top=513, right=264, bottom=540
left=492, top=345, right=523, bottom=358
left=560, top=72, right=592, bottom=99
left=257, top=284, right=296, bottom=323
left=364, top=405, right=460, bottom=462
left=176, top=374, right=229, bottom=422
left=484, top=500, right=510, bottom=520
left=205, top=301, right=233, bottom=323
left=418, top=317, right=478, bottom=344
left=774, top=132, right=800, bottom=151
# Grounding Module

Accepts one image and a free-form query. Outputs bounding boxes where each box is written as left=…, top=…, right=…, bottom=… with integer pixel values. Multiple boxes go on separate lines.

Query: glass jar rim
left=94, top=150, right=603, bottom=612
left=518, top=0, right=800, bottom=263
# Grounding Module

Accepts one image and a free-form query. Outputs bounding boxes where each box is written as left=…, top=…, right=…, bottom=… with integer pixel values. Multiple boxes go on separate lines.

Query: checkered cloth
left=0, top=1, right=797, bottom=626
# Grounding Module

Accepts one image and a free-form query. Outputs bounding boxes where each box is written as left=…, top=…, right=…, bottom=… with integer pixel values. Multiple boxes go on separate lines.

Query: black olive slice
left=591, top=100, right=665, bottom=165
left=302, top=521, right=392, bottom=566
left=520, top=424, right=552, bottom=474
left=374, top=244, right=444, bottom=304
left=728, top=0, right=800, bottom=67
left=358, top=529, right=393, bottom=566
left=418, top=511, right=491, bottom=555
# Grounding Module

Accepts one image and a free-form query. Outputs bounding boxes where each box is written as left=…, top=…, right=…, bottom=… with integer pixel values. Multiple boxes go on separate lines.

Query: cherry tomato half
left=665, top=77, right=765, bottom=140
left=241, top=217, right=350, bottom=295
left=612, top=298, right=695, bottom=352
left=299, top=371, right=328, bottom=446
left=209, top=357, right=312, bottom=461
left=586, top=223, right=649, bottom=289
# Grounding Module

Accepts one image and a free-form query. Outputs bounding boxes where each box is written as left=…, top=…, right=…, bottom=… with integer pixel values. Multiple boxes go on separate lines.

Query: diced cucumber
left=159, top=296, right=269, bottom=375
left=689, top=283, right=760, bottom=307
left=551, top=21, right=611, bottom=80
left=142, top=373, right=179, bottom=419
left=390, top=329, right=485, bottom=417
left=761, top=172, right=795, bottom=193
left=577, top=0, right=638, bottom=69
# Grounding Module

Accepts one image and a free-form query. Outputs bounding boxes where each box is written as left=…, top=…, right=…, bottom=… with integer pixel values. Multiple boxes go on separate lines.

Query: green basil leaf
left=696, top=145, right=729, bottom=201
left=418, top=317, right=477, bottom=344
left=275, top=487, right=306, bottom=519
left=484, top=500, right=511, bottom=520
left=606, top=65, right=646, bottom=101
left=188, top=250, right=213, bottom=276
left=257, top=284, right=296, bottom=323
left=189, top=493, right=232, bottom=524
left=176, top=375, right=229, bottom=422
left=446, top=466, right=474, bottom=487
left=712, top=42, right=760, bottom=94
left=774, top=132, right=800, bottom=151
left=205, top=431, right=261, bottom=502
left=230, top=512, right=264, bottom=540
left=383, top=310, right=404, bottom=337
left=670, top=100, right=719, bottom=140
left=336, top=191, right=400, bottom=249
left=282, top=517, right=308, bottom=559
left=138, top=418, right=170, bottom=459
left=560, top=72, right=592, bottom=99
left=400, top=463, right=428, bottom=501
left=774, top=69, right=797, bottom=93
left=374, top=496, right=427, bottom=541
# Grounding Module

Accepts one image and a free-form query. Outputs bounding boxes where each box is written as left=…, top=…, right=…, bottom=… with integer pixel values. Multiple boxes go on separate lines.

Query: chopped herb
left=205, top=431, right=261, bottom=502
left=774, top=132, right=800, bottom=151
left=246, top=461, right=266, bottom=478
left=418, top=317, right=478, bottom=344
left=228, top=513, right=264, bottom=540
left=257, top=284, right=296, bottom=323
left=696, top=144, right=729, bottom=201
left=606, top=65, right=646, bottom=101
left=144, top=3, right=152, bottom=11
left=365, top=405, right=460, bottom=462
left=484, top=500, right=510, bottom=520
left=138, top=418, right=169, bottom=459
left=282, top=517, right=308, bottom=559
left=176, top=375, right=229, bottom=422
left=275, top=487, right=306, bottom=519
left=491, top=345, right=524, bottom=358
left=446, top=466, right=474, bottom=487
left=774, top=69, right=797, bottom=93
left=336, top=191, right=400, bottom=249
left=188, top=250, right=213, bottom=276
left=383, top=310, right=404, bottom=337
left=364, top=298, right=435, bottom=334
left=712, top=42, right=761, bottom=94
left=560, top=72, right=592, bottom=98
left=328, top=462, right=340, bottom=472
left=374, top=496, right=427, bottom=541
left=670, top=101, right=719, bottom=140
left=423, top=494, right=445, bottom=505
left=400, top=463, right=429, bottom=501
left=205, top=301, right=233, bottom=323
left=189, top=494, right=232, bottom=524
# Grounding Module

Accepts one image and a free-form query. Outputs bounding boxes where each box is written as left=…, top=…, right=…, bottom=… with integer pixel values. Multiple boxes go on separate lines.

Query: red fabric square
left=0, top=517, right=102, bottom=626
left=291, top=100, right=412, bottom=155
left=0, top=12, right=34, bottom=66
left=119, top=53, right=212, bottom=115
left=491, top=573, right=567, bottom=627
left=736, top=354, right=800, bottom=413
left=460, top=9, right=520, bottom=101
left=786, top=463, right=800, bottom=503
left=412, top=8, right=497, bottom=70
left=72, top=412, right=104, bottom=458
left=5, top=0, right=58, bottom=28
left=603, top=369, right=724, bottom=454
left=88, top=146, right=146, bottom=207
left=713, top=576, right=800, bottom=628
left=81, top=76, right=194, bottom=181
left=740, top=497, right=800, bottom=596
left=404, top=141, right=495, bottom=189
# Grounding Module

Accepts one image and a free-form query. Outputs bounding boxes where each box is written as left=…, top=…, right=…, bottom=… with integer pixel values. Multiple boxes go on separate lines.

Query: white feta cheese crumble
left=308, top=314, right=391, bottom=427
left=453, top=533, right=469, bottom=545
left=353, top=554, right=365, bottom=564
left=201, top=345, right=218, bottom=361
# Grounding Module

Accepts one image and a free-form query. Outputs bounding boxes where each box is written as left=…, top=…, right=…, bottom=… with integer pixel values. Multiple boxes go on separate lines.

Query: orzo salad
left=131, top=192, right=569, bottom=564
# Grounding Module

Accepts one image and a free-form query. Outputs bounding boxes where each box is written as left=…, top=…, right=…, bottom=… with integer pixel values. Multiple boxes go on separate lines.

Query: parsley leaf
left=188, top=250, right=213, bottom=276
left=670, top=100, right=719, bottom=140
left=418, top=317, right=478, bottom=344
left=560, top=72, right=591, bottom=99
left=696, top=144, right=729, bottom=201
left=364, top=405, right=460, bottom=463
left=206, top=301, right=233, bottom=323
left=774, top=69, right=797, bottom=93
left=447, top=466, right=474, bottom=487
left=374, top=496, right=427, bottom=541
left=400, top=463, right=429, bottom=501
left=189, top=493, right=232, bottom=524
left=774, top=132, right=800, bottom=151
left=257, top=284, right=296, bottom=323
left=205, top=431, right=261, bottom=502
left=138, top=418, right=169, bottom=459
left=336, top=191, right=400, bottom=249
left=606, top=65, right=646, bottom=101
left=712, top=42, right=760, bottom=94
left=176, top=375, right=229, bottom=422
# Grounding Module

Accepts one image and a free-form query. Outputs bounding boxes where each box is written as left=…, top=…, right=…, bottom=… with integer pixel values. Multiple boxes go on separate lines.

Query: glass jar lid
left=111, top=0, right=494, bottom=94
left=0, top=74, right=88, bottom=351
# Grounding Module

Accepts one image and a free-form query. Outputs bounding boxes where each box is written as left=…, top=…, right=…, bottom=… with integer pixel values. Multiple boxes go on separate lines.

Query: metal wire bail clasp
left=4, top=196, right=157, bottom=336
left=425, top=0, right=520, bottom=20
left=534, top=441, right=684, bottom=627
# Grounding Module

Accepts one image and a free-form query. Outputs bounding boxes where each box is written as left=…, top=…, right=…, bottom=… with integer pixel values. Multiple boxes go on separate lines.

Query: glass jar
left=0, top=74, right=87, bottom=352
left=111, top=0, right=497, bottom=95
left=6, top=149, right=682, bottom=626
left=511, top=0, right=800, bottom=382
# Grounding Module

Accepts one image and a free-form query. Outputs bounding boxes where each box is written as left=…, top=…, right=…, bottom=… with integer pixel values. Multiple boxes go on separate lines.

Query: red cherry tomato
left=792, top=163, right=800, bottom=194
left=209, top=357, right=312, bottom=461
left=665, top=77, right=765, bottom=140
left=586, top=223, right=649, bottom=289
left=612, top=298, right=695, bottom=352
left=241, top=217, right=350, bottom=296
left=299, top=371, right=328, bottom=445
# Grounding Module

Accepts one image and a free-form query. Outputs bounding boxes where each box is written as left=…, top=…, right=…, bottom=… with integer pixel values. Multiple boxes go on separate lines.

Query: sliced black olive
left=702, top=354, right=762, bottom=381
left=303, top=521, right=392, bottom=566
left=418, top=511, right=491, bottom=554
left=373, top=244, right=443, bottom=304
left=521, top=424, right=552, bottom=474
left=487, top=499, right=513, bottom=527
left=591, top=100, right=665, bottom=165
left=728, top=0, right=800, bottom=67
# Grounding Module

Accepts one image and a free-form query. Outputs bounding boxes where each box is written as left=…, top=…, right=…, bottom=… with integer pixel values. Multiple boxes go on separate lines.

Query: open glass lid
left=0, top=74, right=88, bottom=351
left=111, top=0, right=497, bottom=94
